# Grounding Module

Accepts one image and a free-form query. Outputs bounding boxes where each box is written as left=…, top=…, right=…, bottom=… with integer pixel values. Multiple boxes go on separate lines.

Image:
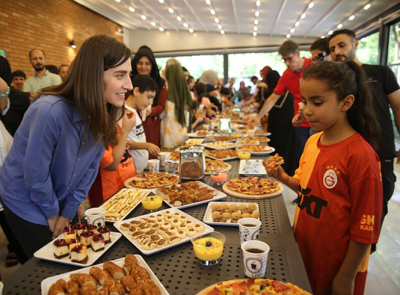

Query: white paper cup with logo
left=159, top=152, right=170, bottom=166
left=148, top=159, right=160, bottom=172
left=85, top=207, right=106, bottom=228
left=238, top=218, right=261, bottom=245
left=241, top=240, right=270, bottom=278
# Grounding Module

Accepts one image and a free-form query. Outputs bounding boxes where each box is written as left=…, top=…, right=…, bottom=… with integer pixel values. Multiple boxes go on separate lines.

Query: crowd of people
left=0, top=28, right=399, bottom=295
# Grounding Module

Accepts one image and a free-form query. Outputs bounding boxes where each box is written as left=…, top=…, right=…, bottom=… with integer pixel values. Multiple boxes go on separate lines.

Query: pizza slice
left=265, top=154, right=285, bottom=168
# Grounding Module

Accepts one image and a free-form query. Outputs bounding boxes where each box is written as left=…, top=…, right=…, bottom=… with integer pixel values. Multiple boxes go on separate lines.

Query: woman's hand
left=122, top=110, right=136, bottom=134
left=48, top=214, right=59, bottom=233
left=52, top=216, right=72, bottom=239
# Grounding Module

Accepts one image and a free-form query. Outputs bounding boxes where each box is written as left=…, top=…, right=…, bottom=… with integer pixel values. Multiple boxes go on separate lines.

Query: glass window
left=156, top=55, right=224, bottom=81
left=357, top=31, right=380, bottom=65
left=388, top=20, right=400, bottom=84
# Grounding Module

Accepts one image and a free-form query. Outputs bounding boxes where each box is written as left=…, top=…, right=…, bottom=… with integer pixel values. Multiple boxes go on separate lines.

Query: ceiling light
left=308, top=2, right=314, bottom=9
left=217, top=24, right=222, bottom=29
left=254, top=19, right=258, bottom=25
left=115, top=0, right=121, bottom=2
left=215, top=18, right=219, bottom=23
left=221, top=30, right=225, bottom=35
left=205, top=0, right=211, bottom=5
left=290, top=28, right=295, bottom=33
left=183, top=23, right=188, bottom=27
left=364, top=4, right=371, bottom=10
left=349, top=15, right=355, bottom=21
left=151, top=22, right=156, bottom=26
left=159, top=0, right=164, bottom=3
left=159, top=27, right=164, bottom=31
left=253, top=32, right=257, bottom=36
left=295, top=21, right=300, bottom=27
left=256, top=0, right=261, bottom=6
left=211, top=9, right=215, bottom=15
left=177, top=16, right=182, bottom=21
left=321, top=36, right=325, bottom=39
left=254, top=26, right=258, bottom=31
left=301, top=13, right=306, bottom=19
left=168, top=8, right=174, bottom=13
left=189, top=28, right=194, bottom=33
left=255, top=11, right=259, bottom=17
left=337, top=23, right=343, bottom=29
left=328, top=30, right=333, bottom=35
left=141, top=15, right=147, bottom=20
left=128, top=7, right=135, bottom=12
left=286, top=34, right=291, bottom=38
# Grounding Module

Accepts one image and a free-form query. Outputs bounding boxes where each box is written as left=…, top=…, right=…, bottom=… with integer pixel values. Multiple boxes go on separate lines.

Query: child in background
left=191, top=100, right=210, bottom=131
left=125, top=75, right=160, bottom=173
left=266, top=61, right=382, bottom=295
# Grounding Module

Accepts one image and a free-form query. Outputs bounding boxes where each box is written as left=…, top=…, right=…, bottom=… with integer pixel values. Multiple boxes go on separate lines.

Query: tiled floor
left=0, top=167, right=399, bottom=294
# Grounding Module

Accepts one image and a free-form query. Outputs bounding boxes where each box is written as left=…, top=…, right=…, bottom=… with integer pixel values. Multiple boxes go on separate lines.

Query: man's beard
left=34, top=65, right=45, bottom=71
left=335, top=46, right=356, bottom=62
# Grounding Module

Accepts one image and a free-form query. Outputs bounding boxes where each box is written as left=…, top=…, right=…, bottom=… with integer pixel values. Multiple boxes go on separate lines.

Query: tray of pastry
left=205, top=158, right=232, bottom=175
left=201, top=141, right=238, bottom=150
left=100, top=188, right=150, bottom=222
left=114, top=208, right=214, bottom=255
left=203, top=202, right=260, bottom=226
left=205, top=149, right=239, bottom=161
left=41, top=254, right=169, bottom=295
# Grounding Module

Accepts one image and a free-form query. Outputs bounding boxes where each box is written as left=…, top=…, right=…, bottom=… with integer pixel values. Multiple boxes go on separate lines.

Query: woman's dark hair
left=192, top=99, right=200, bottom=111
left=194, top=82, right=206, bottom=96
left=131, top=45, right=165, bottom=107
left=0, top=56, right=12, bottom=85
left=11, top=70, right=26, bottom=80
left=38, top=34, right=131, bottom=148
left=302, top=61, right=380, bottom=150
left=132, top=74, right=158, bottom=94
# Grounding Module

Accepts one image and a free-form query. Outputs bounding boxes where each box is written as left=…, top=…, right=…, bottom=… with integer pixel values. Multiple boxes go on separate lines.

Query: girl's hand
left=332, top=272, right=354, bottom=295
left=146, top=142, right=161, bottom=156
left=122, top=110, right=136, bottom=133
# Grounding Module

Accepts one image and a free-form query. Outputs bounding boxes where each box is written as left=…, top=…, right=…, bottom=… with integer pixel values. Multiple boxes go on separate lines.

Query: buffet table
left=2, top=156, right=311, bottom=294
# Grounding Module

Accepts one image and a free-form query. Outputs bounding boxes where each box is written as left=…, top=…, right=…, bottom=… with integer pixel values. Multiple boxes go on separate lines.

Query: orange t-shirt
left=293, top=132, right=382, bottom=295
left=99, top=144, right=136, bottom=201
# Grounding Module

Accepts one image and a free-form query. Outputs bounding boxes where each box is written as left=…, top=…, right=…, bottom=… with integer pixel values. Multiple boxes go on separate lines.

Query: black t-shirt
left=362, top=64, right=400, bottom=159
left=1, top=88, right=30, bottom=136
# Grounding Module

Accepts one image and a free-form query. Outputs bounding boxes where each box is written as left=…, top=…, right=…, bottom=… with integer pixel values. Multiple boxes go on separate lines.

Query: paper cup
left=298, top=102, right=304, bottom=110
left=238, top=218, right=261, bottom=245
left=159, top=152, right=170, bottom=166
left=85, top=208, right=106, bottom=227
left=241, top=240, right=270, bottom=278
left=246, top=129, right=255, bottom=137
left=148, top=159, right=160, bottom=172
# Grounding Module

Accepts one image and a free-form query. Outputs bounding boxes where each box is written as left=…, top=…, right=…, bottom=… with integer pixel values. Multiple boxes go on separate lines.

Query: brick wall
left=0, top=0, right=123, bottom=77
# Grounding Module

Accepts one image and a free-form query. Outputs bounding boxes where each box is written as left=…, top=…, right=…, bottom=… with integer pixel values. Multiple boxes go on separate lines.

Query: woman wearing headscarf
left=131, top=46, right=167, bottom=149
left=260, top=66, right=299, bottom=176
left=161, top=62, right=192, bottom=150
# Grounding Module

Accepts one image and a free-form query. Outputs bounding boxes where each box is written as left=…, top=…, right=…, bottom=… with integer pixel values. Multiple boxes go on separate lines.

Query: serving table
left=2, top=157, right=311, bottom=294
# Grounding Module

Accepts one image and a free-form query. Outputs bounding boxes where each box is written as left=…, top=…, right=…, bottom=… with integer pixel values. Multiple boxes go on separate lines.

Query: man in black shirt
left=329, top=29, right=400, bottom=232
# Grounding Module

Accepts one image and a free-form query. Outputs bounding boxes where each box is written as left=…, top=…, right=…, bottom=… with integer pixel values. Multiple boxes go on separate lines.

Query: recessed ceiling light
left=215, top=18, right=219, bottom=23
left=115, top=0, right=121, bottom=2
left=256, top=0, right=261, bottom=6
left=159, top=0, right=164, bottom=3
left=290, top=28, right=295, bottom=33
left=328, top=30, right=333, bottom=35
left=295, top=21, right=300, bottom=27
left=141, top=15, right=147, bottom=20
left=205, top=0, right=211, bottom=5
left=253, top=32, right=257, bottom=36
left=221, top=30, right=225, bottom=35
left=349, top=15, right=355, bottom=21
left=177, top=16, right=182, bottom=21
left=255, top=11, right=259, bottom=17
left=151, top=22, right=156, bottom=26
left=183, top=23, right=188, bottom=27
left=129, top=7, right=135, bottom=12
left=321, top=36, right=325, bottom=39
left=254, top=19, right=258, bottom=25
left=211, top=9, right=215, bottom=15
left=189, top=28, right=194, bottom=33
left=218, top=24, right=222, bottom=29
left=286, top=34, right=291, bottom=38
left=337, top=23, right=343, bottom=29
left=159, top=27, right=164, bottom=31
left=301, top=13, right=306, bottom=19
left=254, top=26, right=258, bottom=31
left=364, top=4, right=371, bottom=10
left=308, top=2, right=314, bottom=9
left=168, top=8, right=174, bottom=13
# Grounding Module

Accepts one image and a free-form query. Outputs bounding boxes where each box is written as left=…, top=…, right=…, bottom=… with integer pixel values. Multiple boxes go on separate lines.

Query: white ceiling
left=74, top=0, right=398, bottom=38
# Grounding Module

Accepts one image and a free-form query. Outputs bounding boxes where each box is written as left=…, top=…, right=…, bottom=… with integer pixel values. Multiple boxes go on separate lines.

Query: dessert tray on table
left=201, top=141, right=238, bottom=150
left=41, top=255, right=170, bottom=295
left=236, top=145, right=275, bottom=155
left=239, top=159, right=267, bottom=175
left=114, top=208, right=214, bottom=255
left=180, top=138, right=204, bottom=148
left=100, top=188, right=150, bottom=223
left=124, top=172, right=179, bottom=190
left=155, top=181, right=227, bottom=209
left=222, top=176, right=284, bottom=199
left=34, top=232, right=122, bottom=267
left=205, top=158, right=232, bottom=175
left=203, top=202, right=260, bottom=226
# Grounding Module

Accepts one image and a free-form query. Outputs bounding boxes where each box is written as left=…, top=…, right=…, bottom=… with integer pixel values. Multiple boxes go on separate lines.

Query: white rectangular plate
left=114, top=208, right=214, bottom=255
left=100, top=188, right=151, bottom=223
left=157, top=181, right=227, bottom=209
left=40, top=255, right=169, bottom=295
left=239, top=159, right=267, bottom=175
left=34, top=232, right=122, bottom=267
left=205, top=154, right=239, bottom=161
left=203, top=202, right=260, bottom=226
